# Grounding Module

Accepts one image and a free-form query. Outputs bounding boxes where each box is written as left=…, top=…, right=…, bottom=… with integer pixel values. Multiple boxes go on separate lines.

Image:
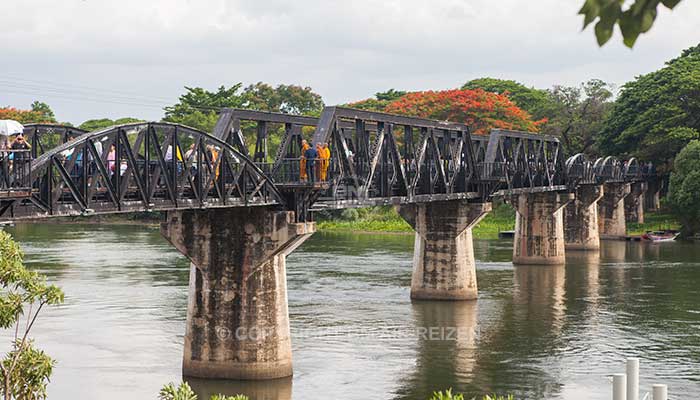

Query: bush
left=0, top=231, right=64, bottom=400
left=428, top=389, right=514, bottom=400
left=159, top=382, right=249, bottom=400
left=340, top=208, right=360, bottom=221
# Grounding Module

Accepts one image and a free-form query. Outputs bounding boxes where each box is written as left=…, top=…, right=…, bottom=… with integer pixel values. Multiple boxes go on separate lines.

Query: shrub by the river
left=429, top=389, right=514, bottom=400
left=159, top=382, right=249, bottom=400
left=0, top=230, right=64, bottom=400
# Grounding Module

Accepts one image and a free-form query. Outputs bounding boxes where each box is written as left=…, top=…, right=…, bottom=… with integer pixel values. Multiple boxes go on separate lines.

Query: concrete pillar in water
left=565, top=184, right=604, bottom=251
left=625, top=182, right=647, bottom=224
left=161, top=207, right=315, bottom=380
left=599, top=183, right=631, bottom=239
left=512, top=192, right=573, bottom=265
left=397, top=200, right=492, bottom=301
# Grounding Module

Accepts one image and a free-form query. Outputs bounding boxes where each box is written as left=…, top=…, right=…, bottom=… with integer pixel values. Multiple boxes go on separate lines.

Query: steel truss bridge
left=0, top=107, right=657, bottom=223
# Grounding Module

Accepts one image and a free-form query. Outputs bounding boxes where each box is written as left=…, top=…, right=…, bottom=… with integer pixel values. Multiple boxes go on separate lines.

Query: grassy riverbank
left=627, top=211, right=681, bottom=236
left=317, top=205, right=680, bottom=239
left=316, top=203, right=516, bottom=239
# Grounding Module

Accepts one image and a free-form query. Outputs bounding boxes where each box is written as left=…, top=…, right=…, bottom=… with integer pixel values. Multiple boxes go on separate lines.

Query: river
left=3, top=223, right=700, bottom=399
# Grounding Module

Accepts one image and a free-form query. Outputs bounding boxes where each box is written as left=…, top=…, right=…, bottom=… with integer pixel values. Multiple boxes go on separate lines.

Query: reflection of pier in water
left=394, top=301, right=479, bottom=399
left=395, top=254, right=608, bottom=399
left=187, top=376, right=292, bottom=400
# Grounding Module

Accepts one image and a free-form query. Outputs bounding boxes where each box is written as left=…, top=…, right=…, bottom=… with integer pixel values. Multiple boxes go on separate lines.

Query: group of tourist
left=0, top=133, right=32, bottom=188
left=300, top=140, right=330, bottom=183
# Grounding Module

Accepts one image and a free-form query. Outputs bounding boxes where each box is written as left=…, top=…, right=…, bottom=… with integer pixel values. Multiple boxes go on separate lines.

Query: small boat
left=641, top=231, right=679, bottom=243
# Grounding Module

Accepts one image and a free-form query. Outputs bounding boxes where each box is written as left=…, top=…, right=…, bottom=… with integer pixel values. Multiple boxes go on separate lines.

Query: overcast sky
left=1, top=0, right=698, bottom=124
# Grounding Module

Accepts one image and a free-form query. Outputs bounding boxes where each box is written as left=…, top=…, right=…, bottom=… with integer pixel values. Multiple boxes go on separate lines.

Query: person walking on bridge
left=304, top=143, right=318, bottom=183
left=300, top=139, right=310, bottom=182
left=320, top=142, right=330, bottom=181
left=315, top=143, right=324, bottom=181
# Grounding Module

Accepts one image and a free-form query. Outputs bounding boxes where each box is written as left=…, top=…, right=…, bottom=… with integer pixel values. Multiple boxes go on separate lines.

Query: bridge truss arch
left=1, top=122, right=284, bottom=221
left=22, top=124, right=88, bottom=158
left=482, top=129, right=567, bottom=195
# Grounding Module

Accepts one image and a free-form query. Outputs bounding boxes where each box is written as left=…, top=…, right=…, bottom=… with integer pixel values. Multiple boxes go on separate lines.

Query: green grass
left=316, top=203, right=515, bottom=239
left=316, top=206, right=412, bottom=233
left=472, top=203, right=515, bottom=239
left=316, top=204, right=681, bottom=239
left=627, top=211, right=680, bottom=236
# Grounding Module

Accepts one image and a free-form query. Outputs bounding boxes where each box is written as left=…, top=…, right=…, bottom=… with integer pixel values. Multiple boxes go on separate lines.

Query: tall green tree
left=541, top=79, right=614, bottom=156
left=29, top=102, right=56, bottom=123
left=163, top=85, right=246, bottom=132
left=0, top=231, right=64, bottom=400
left=597, top=44, right=700, bottom=169
left=163, top=83, right=324, bottom=133
left=347, top=89, right=408, bottom=112
left=241, top=83, right=324, bottom=116
left=667, top=140, right=700, bottom=236
left=461, top=78, right=552, bottom=120
left=579, top=0, right=683, bottom=47
left=78, top=117, right=144, bottom=132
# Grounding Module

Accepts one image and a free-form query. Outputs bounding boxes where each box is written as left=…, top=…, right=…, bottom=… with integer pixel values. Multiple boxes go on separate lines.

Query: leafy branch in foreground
left=579, top=0, right=682, bottom=47
left=0, top=230, right=64, bottom=400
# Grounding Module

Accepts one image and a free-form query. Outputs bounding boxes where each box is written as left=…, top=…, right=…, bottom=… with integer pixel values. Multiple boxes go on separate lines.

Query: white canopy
left=0, top=120, right=24, bottom=136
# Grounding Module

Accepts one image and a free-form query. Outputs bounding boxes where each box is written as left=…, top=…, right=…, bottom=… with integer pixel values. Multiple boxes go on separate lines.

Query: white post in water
left=627, top=358, right=639, bottom=400
left=652, top=384, right=667, bottom=400
left=613, top=374, right=627, bottom=400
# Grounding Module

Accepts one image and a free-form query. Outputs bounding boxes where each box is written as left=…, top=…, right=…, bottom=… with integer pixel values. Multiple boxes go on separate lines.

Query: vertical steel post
left=613, top=374, right=627, bottom=400
left=627, top=358, right=639, bottom=400
left=652, top=384, right=667, bottom=400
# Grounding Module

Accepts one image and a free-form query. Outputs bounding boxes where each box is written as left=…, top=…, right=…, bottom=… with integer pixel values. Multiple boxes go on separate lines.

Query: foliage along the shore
left=668, top=140, right=700, bottom=236
left=597, top=44, right=700, bottom=169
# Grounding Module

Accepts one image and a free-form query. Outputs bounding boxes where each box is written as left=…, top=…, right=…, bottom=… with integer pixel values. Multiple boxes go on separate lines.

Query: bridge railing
left=477, top=162, right=507, bottom=181
left=257, top=157, right=334, bottom=184
left=23, top=124, right=87, bottom=158
left=0, top=149, right=33, bottom=199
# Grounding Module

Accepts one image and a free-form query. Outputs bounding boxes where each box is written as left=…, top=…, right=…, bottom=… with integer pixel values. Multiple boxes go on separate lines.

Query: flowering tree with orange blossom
left=0, top=106, right=55, bottom=124
left=383, top=89, right=546, bottom=135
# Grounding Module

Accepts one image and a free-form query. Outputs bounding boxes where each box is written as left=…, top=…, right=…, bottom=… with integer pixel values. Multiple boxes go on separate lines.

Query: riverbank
left=627, top=212, right=680, bottom=236
left=316, top=205, right=681, bottom=239
left=316, top=203, right=516, bottom=239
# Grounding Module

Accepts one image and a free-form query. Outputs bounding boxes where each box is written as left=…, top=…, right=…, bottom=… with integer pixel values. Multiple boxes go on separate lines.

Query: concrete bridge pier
left=644, top=179, right=662, bottom=212
left=598, top=183, right=631, bottom=239
left=565, top=185, right=604, bottom=251
left=512, top=192, right=573, bottom=265
left=161, top=207, right=315, bottom=380
left=625, top=182, right=647, bottom=224
left=397, top=200, right=492, bottom=301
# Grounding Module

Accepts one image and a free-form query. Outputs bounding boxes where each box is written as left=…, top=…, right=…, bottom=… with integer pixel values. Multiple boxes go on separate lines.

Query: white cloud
left=1, top=0, right=698, bottom=123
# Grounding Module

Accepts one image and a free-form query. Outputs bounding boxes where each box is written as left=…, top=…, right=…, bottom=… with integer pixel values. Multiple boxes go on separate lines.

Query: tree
left=241, top=83, right=324, bottom=116
left=347, top=89, right=408, bottom=112
left=667, top=140, right=700, bottom=237
left=579, top=0, right=683, bottom=47
left=78, top=117, right=144, bottom=132
left=29, top=102, right=56, bottom=123
left=163, top=83, right=324, bottom=133
left=0, top=231, right=64, bottom=400
left=0, top=106, right=56, bottom=125
left=163, top=85, right=246, bottom=132
left=461, top=78, right=553, bottom=120
left=541, top=79, right=614, bottom=156
left=597, top=44, right=700, bottom=169
left=383, top=89, right=544, bottom=134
